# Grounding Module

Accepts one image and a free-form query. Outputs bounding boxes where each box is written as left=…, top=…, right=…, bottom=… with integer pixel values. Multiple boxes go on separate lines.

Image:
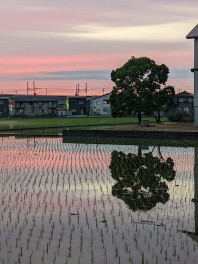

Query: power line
left=75, top=83, right=88, bottom=96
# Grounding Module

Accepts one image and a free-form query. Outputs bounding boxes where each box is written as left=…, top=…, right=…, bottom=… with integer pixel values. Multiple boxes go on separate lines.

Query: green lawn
left=0, top=116, right=166, bottom=130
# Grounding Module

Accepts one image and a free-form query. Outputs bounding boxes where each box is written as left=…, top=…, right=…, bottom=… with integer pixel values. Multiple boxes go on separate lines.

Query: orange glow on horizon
left=0, top=51, right=194, bottom=95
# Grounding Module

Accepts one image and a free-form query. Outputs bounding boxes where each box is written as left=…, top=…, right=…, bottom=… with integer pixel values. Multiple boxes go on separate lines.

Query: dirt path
left=110, top=122, right=198, bottom=132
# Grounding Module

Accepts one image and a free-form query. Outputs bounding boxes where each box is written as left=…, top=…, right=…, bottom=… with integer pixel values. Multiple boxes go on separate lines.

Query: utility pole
left=85, top=82, right=88, bottom=97
left=75, top=84, right=78, bottom=96
left=26, top=81, right=44, bottom=95
left=75, top=84, right=80, bottom=96
left=33, top=81, right=36, bottom=96
left=186, top=24, right=198, bottom=126
left=75, top=83, right=88, bottom=96
left=32, top=81, right=41, bottom=96
left=78, top=84, right=80, bottom=95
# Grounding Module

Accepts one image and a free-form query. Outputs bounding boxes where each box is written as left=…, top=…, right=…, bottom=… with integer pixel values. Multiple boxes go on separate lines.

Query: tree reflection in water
left=109, top=147, right=176, bottom=211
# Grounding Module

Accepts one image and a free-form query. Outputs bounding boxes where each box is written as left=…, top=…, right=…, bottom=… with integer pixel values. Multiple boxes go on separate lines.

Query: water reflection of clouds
left=0, top=137, right=198, bottom=263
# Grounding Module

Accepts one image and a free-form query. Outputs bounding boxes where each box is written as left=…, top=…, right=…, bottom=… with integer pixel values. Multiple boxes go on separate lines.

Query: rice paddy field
left=0, top=136, right=198, bottom=264
left=0, top=117, right=138, bottom=130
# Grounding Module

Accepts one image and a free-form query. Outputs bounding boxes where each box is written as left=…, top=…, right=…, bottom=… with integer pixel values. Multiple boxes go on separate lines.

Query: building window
left=103, top=108, right=109, bottom=112
left=79, top=101, right=84, bottom=105
left=178, top=98, right=193, bottom=103
left=38, top=102, right=44, bottom=107
left=103, top=100, right=109, bottom=104
left=0, top=100, right=3, bottom=105
left=29, top=109, right=34, bottom=113
left=96, top=101, right=101, bottom=105
left=183, top=107, right=189, bottom=113
left=39, top=109, right=44, bottom=114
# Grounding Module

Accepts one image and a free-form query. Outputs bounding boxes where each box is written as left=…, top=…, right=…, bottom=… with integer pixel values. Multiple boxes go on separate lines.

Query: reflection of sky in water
left=0, top=137, right=197, bottom=264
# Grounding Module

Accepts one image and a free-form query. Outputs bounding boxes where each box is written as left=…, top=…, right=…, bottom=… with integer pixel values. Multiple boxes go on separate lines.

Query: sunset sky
left=0, top=0, right=197, bottom=96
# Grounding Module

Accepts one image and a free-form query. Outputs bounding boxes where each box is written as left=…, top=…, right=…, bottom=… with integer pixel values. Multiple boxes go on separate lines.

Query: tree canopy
left=110, top=56, right=175, bottom=124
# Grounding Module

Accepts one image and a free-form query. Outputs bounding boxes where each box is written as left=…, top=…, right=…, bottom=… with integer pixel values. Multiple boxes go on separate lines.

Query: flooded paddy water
left=0, top=136, right=198, bottom=264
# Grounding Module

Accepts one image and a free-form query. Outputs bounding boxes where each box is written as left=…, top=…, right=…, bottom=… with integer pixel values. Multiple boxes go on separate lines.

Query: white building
left=90, top=93, right=111, bottom=116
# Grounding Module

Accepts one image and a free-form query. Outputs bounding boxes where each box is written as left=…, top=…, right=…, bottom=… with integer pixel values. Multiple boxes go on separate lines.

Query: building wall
left=15, top=102, right=58, bottom=116
left=68, top=97, right=87, bottom=116
left=14, top=96, right=58, bottom=116
left=90, top=94, right=111, bottom=116
left=0, top=97, right=9, bottom=117
left=57, top=97, right=68, bottom=116
left=171, top=91, right=194, bottom=114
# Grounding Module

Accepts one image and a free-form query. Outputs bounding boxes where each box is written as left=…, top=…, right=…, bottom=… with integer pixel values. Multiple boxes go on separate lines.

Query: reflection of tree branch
left=138, top=146, right=142, bottom=157
left=151, top=146, right=155, bottom=154
left=157, top=146, right=165, bottom=161
left=109, top=150, right=175, bottom=211
left=139, top=146, right=164, bottom=160
left=150, top=146, right=165, bottom=160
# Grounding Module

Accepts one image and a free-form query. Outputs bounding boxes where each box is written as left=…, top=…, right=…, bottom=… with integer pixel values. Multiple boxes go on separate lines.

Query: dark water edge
left=1, top=127, right=198, bottom=146
left=62, top=129, right=198, bottom=147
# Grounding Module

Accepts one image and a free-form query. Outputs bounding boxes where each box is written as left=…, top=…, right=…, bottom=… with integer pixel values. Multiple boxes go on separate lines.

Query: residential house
left=171, top=91, right=194, bottom=114
left=90, top=93, right=111, bottom=116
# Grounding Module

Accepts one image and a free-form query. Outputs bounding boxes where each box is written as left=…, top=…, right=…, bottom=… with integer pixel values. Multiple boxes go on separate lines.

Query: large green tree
left=110, top=56, right=175, bottom=124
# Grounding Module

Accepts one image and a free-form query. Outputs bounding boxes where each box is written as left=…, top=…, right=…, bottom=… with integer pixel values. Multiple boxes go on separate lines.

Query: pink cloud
left=0, top=53, right=131, bottom=74
left=0, top=48, right=193, bottom=75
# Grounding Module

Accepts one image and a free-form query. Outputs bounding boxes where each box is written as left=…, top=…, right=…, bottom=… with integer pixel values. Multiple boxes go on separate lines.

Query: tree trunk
left=138, top=112, right=142, bottom=125
left=153, top=111, right=161, bottom=123
left=156, top=111, right=161, bottom=123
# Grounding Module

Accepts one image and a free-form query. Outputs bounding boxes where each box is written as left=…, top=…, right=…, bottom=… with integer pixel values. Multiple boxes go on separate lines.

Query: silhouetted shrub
left=168, top=112, right=194, bottom=122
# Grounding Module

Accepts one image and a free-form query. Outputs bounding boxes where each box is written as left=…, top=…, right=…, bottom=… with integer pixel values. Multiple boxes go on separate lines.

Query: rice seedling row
left=0, top=137, right=198, bottom=263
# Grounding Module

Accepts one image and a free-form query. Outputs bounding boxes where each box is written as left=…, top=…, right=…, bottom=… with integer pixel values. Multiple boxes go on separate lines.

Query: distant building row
left=0, top=93, right=111, bottom=117
left=0, top=91, right=194, bottom=117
